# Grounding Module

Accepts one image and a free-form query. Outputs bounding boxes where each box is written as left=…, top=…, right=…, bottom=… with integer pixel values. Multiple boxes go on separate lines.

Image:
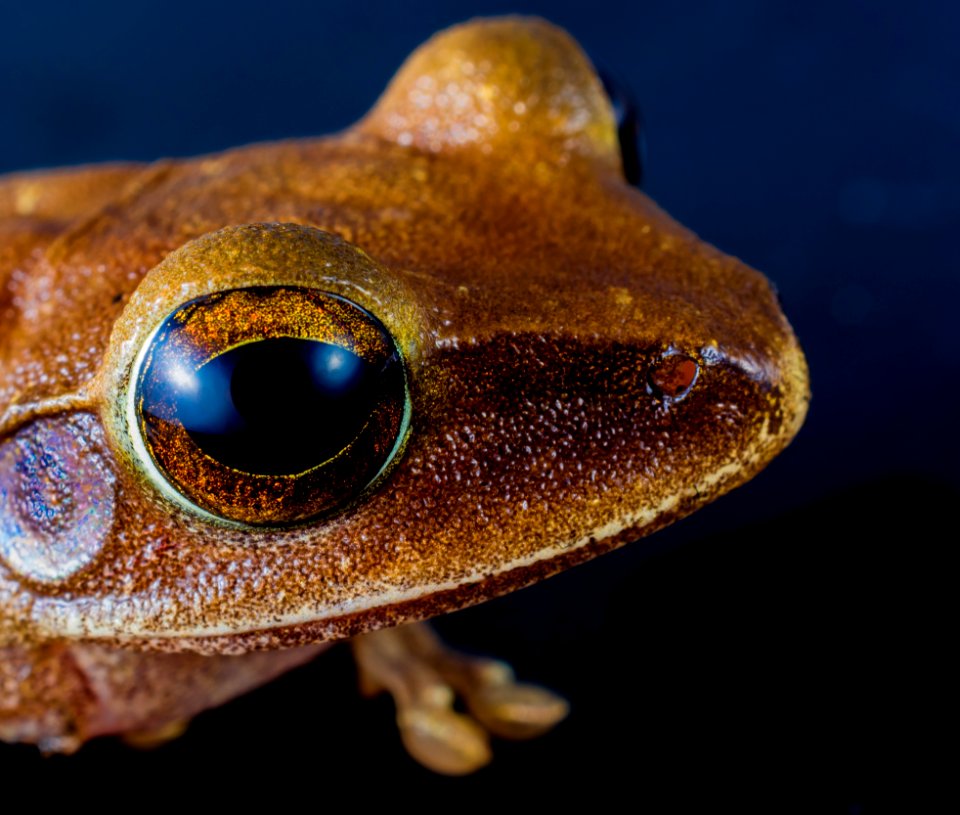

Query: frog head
left=0, top=18, right=808, bottom=651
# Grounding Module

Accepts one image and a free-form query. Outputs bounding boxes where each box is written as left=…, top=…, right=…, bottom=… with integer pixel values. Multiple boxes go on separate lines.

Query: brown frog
left=0, top=17, right=808, bottom=774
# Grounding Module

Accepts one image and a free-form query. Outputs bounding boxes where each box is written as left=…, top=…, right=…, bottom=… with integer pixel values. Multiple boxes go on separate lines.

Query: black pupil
left=157, top=338, right=392, bottom=475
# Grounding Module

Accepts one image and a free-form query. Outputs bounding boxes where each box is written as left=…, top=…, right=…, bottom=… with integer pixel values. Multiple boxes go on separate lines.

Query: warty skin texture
left=0, top=17, right=808, bottom=748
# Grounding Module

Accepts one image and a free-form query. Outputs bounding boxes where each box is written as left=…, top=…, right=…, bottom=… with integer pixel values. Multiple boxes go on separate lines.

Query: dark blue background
left=2, top=1, right=954, bottom=808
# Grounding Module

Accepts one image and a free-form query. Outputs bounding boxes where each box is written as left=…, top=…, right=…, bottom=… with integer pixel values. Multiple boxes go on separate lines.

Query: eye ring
left=127, top=285, right=411, bottom=527
left=101, top=224, right=427, bottom=529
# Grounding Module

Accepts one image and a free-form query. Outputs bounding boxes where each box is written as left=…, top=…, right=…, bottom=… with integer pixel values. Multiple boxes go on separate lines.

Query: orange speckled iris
left=135, top=287, right=408, bottom=525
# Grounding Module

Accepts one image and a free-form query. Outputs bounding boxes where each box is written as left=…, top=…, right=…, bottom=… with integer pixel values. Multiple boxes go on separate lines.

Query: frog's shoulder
left=0, top=162, right=145, bottom=293
left=0, top=162, right=144, bottom=431
left=0, top=163, right=145, bottom=223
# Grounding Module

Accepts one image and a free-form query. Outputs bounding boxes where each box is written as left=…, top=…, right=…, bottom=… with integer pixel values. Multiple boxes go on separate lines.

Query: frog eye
left=131, top=286, right=410, bottom=525
left=598, top=70, right=646, bottom=188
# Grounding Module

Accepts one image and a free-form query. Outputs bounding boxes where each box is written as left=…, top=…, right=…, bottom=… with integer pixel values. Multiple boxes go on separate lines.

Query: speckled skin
left=0, top=18, right=808, bottom=747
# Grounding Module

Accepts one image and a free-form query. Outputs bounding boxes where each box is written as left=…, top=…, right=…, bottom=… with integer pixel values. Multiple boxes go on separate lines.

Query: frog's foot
left=351, top=622, right=568, bottom=775
left=120, top=718, right=190, bottom=749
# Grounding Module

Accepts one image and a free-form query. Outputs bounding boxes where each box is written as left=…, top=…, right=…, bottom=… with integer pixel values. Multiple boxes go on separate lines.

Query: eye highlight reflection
left=133, top=286, right=410, bottom=525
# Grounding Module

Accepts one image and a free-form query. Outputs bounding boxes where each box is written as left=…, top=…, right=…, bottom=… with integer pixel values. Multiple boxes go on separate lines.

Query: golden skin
left=0, top=18, right=808, bottom=767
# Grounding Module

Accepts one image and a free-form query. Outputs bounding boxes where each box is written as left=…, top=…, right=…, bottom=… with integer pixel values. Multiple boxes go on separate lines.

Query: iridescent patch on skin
left=0, top=414, right=115, bottom=583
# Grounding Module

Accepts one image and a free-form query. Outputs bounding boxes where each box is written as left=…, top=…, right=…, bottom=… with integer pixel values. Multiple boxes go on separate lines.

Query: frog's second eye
left=132, top=286, right=409, bottom=525
left=598, top=70, right=646, bottom=188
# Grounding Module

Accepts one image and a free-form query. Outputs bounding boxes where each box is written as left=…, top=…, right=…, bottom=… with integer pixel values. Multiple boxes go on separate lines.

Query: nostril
left=648, top=353, right=699, bottom=401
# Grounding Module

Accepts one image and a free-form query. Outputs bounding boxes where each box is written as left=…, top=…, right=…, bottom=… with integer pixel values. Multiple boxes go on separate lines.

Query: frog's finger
left=121, top=718, right=189, bottom=749
left=382, top=621, right=569, bottom=739
left=462, top=679, right=569, bottom=741
left=353, top=625, right=494, bottom=774
left=397, top=708, right=492, bottom=776
left=352, top=622, right=568, bottom=772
